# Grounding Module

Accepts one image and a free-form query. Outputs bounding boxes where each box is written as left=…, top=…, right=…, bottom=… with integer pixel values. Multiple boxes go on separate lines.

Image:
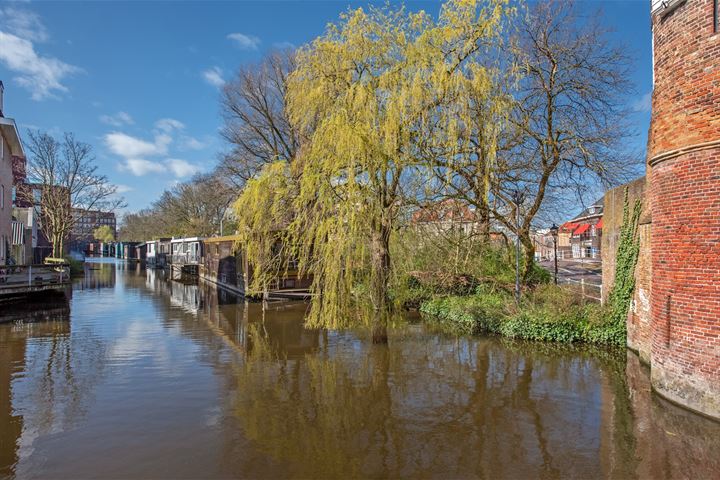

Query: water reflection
left=0, top=261, right=718, bottom=479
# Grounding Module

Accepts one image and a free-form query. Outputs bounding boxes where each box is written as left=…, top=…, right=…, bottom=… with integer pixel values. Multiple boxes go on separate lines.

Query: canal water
left=0, top=260, right=718, bottom=479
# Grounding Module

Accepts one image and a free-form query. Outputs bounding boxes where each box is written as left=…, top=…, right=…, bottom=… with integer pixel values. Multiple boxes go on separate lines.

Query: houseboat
left=200, top=235, right=246, bottom=295
left=134, top=242, right=148, bottom=263
left=170, top=237, right=203, bottom=276
left=147, top=238, right=171, bottom=269
left=200, top=235, right=311, bottom=297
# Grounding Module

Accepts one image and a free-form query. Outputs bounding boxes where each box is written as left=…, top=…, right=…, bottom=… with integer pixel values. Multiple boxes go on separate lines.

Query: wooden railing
left=0, top=263, right=71, bottom=289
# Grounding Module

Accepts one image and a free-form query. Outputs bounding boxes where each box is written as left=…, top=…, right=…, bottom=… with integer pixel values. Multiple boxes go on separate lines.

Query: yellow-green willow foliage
left=235, top=0, right=515, bottom=328
left=232, top=161, right=296, bottom=294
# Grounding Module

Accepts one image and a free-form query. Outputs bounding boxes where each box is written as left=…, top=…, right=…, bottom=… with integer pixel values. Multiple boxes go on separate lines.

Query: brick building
left=11, top=155, right=56, bottom=263
left=70, top=209, right=117, bottom=249
left=646, top=0, right=719, bottom=419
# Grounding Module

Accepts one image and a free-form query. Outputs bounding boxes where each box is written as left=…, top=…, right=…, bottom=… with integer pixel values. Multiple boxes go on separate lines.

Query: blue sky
left=0, top=0, right=653, bottom=215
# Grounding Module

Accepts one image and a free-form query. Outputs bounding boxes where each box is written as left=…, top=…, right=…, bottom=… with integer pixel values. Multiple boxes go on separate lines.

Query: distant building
left=70, top=209, right=117, bottom=250
left=532, top=229, right=551, bottom=261
left=411, top=200, right=480, bottom=235
left=568, top=198, right=603, bottom=259
left=0, top=81, right=26, bottom=265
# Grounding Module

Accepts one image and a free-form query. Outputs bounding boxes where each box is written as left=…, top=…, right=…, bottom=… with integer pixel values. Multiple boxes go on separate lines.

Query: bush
left=421, top=285, right=623, bottom=347
left=63, top=256, right=85, bottom=276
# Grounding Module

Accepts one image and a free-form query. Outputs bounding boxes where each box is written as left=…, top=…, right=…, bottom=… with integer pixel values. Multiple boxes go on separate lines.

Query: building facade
left=646, top=0, right=720, bottom=418
left=70, top=209, right=117, bottom=250
left=0, top=82, right=25, bottom=265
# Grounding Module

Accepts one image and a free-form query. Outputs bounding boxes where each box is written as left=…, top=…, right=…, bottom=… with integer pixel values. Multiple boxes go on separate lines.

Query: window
left=715, top=0, right=719, bottom=33
left=1, top=185, right=4, bottom=209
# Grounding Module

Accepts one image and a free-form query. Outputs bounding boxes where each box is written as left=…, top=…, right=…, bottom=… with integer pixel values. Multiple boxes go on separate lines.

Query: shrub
left=421, top=285, right=622, bottom=347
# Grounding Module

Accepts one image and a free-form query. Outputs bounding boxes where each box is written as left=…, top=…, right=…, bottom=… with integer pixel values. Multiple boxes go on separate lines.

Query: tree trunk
left=371, top=310, right=389, bottom=344
left=521, top=232, right=535, bottom=282
left=370, top=220, right=391, bottom=313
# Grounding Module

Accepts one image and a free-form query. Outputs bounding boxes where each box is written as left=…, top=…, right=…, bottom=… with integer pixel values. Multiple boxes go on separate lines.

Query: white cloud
left=633, top=92, right=652, bottom=113
left=166, top=158, right=201, bottom=178
left=273, top=41, right=296, bottom=50
left=202, top=66, right=224, bottom=88
left=119, top=158, right=165, bottom=176
left=99, top=111, right=134, bottom=127
left=180, top=136, right=206, bottom=151
left=155, top=118, right=185, bottom=133
left=104, top=131, right=171, bottom=157
left=106, top=120, right=201, bottom=179
left=227, top=32, right=260, bottom=50
left=114, top=184, right=134, bottom=193
left=0, top=7, right=48, bottom=42
left=0, top=8, right=78, bottom=100
left=0, top=31, right=79, bottom=100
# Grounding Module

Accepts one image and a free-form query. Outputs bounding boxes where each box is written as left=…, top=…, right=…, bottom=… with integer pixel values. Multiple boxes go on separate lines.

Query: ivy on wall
left=607, top=188, right=643, bottom=341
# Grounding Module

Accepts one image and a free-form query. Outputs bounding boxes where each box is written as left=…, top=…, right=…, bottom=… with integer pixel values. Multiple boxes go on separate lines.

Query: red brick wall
left=649, top=0, right=720, bottom=418
left=649, top=0, right=720, bottom=157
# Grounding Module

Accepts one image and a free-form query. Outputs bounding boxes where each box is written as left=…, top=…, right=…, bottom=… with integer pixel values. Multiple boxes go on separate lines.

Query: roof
left=171, top=237, right=203, bottom=243
left=570, top=196, right=604, bottom=222
left=0, top=117, right=25, bottom=157
left=203, top=234, right=243, bottom=243
left=412, top=200, right=477, bottom=224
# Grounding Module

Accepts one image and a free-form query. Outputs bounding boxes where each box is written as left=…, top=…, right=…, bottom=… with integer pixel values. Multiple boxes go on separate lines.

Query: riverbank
left=419, top=284, right=624, bottom=347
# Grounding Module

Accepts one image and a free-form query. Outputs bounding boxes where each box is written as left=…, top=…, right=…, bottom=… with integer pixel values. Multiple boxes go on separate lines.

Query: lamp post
left=511, top=189, right=525, bottom=304
left=550, top=223, right=559, bottom=285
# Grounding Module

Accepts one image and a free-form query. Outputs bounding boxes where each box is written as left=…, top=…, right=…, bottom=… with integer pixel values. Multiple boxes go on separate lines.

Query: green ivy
left=607, top=189, right=643, bottom=344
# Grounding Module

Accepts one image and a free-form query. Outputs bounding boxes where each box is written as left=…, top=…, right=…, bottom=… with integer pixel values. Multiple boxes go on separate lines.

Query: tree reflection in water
left=1, top=262, right=718, bottom=479
left=223, top=318, right=618, bottom=478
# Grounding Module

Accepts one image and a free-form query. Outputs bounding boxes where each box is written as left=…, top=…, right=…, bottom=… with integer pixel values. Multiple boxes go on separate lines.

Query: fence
left=0, top=264, right=71, bottom=289
left=558, top=277, right=603, bottom=304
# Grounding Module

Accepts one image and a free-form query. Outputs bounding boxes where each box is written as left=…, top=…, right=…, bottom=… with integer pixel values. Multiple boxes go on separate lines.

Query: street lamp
left=550, top=223, right=559, bottom=285
left=511, top=189, right=525, bottom=304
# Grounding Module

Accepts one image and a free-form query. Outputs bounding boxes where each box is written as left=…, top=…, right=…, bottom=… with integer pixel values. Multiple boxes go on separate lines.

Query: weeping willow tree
left=232, top=161, right=296, bottom=294
left=234, top=0, right=514, bottom=329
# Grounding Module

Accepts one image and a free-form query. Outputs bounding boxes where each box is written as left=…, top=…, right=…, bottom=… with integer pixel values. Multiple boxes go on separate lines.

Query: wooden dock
left=0, top=264, right=71, bottom=301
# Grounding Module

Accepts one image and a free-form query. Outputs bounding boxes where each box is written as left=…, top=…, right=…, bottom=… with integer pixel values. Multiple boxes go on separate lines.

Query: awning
left=574, top=224, right=590, bottom=235
left=596, top=219, right=603, bottom=229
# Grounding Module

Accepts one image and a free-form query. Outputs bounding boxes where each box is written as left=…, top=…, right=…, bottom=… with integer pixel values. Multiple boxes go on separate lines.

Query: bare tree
left=118, top=209, right=163, bottom=242
left=155, top=173, right=236, bottom=238
left=119, top=173, right=236, bottom=241
left=429, top=0, right=638, bottom=280
left=218, top=49, right=299, bottom=186
left=497, top=0, right=638, bottom=278
left=24, top=131, right=125, bottom=257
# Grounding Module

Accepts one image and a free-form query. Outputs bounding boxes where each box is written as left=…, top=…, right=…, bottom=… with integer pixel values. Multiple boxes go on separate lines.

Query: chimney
left=0, top=80, right=4, bottom=117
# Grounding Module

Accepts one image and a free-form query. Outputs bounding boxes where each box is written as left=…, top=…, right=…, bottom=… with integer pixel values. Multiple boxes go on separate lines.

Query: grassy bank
left=419, top=285, right=625, bottom=347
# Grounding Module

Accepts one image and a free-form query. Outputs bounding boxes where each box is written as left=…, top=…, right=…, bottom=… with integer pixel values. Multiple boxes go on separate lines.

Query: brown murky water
left=0, top=260, right=718, bottom=479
